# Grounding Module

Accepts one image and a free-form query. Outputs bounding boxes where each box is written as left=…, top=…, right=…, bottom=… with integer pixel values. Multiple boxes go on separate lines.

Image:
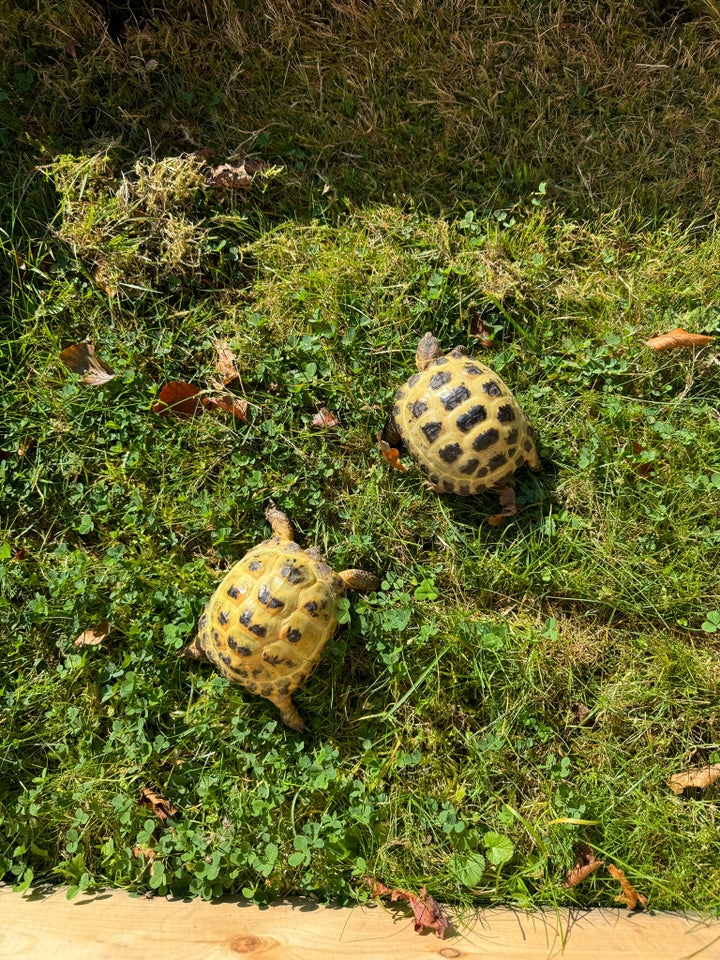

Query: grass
left=1, top=0, right=720, bottom=915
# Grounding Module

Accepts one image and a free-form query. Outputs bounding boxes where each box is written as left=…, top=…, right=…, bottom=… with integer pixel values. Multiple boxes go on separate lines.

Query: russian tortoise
left=381, top=332, right=540, bottom=520
left=185, top=505, right=378, bottom=732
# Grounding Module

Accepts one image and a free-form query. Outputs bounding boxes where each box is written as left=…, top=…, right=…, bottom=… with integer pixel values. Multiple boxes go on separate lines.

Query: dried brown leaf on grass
left=607, top=864, right=647, bottom=910
left=207, top=157, right=264, bottom=190
left=366, top=878, right=450, bottom=939
left=487, top=484, right=519, bottom=526
left=668, top=764, right=720, bottom=795
left=377, top=432, right=408, bottom=472
left=213, top=341, right=240, bottom=385
left=644, top=327, right=715, bottom=351
left=564, top=843, right=604, bottom=888
left=139, top=787, right=178, bottom=822
left=312, top=406, right=340, bottom=429
left=152, top=382, right=204, bottom=419
left=74, top=620, right=111, bottom=647
left=132, top=843, right=157, bottom=876
left=204, top=393, right=249, bottom=421
left=60, top=341, right=117, bottom=384
left=469, top=309, right=493, bottom=348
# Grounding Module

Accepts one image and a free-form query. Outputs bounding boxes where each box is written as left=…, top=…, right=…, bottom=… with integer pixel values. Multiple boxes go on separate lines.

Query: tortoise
left=185, top=505, right=379, bottom=732
left=380, top=332, right=540, bottom=520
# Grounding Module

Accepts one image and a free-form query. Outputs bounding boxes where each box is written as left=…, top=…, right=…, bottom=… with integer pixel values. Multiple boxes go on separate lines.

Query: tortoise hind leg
left=267, top=690, right=305, bottom=732
left=265, top=503, right=294, bottom=540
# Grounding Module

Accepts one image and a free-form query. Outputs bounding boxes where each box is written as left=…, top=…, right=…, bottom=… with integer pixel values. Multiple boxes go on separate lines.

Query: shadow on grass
left=3, top=0, right=720, bottom=226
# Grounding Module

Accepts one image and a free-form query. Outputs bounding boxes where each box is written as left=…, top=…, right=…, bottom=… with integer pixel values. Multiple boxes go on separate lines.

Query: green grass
left=2, top=0, right=720, bottom=914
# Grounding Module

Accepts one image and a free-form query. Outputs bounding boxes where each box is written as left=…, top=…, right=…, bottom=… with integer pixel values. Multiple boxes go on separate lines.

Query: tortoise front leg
left=267, top=690, right=306, bottom=732
left=339, top=569, right=380, bottom=592
left=264, top=502, right=294, bottom=540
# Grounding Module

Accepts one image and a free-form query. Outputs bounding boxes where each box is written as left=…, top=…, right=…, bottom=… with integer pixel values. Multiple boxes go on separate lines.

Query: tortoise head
left=416, top=332, right=444, bottom=371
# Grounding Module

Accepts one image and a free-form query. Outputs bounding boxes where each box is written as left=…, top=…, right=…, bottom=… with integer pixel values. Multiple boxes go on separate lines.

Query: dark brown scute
left=472, top=428, right=499, bottom=451
left=411, top=399, right=427, bottom=418
left=441, top=385, right=471, bottom=411
left=421, top=421, right=442, bottom=443
left=506, top=428, right=518, bottom=444
left=429, top=370, right=452, bottom=389
left=456, top=405, right=487, bottom=431
left=249, top=623, right=267, bottom=638
left=459, top=458, right=479, bottom=474
left=438, top=442, right=463, bottom=463
left=482, top=380, right=502, bottom=397
left=248, top=560, right=262, bottom=571
left=496, top=403, right=516, bottom=423
left=218, top=611, right=230, bottom=625
left=287, top=628, right=302, bottom=643
left=227, top=584, right=241, bottom=599
left=488, top=451, right=508, bottom=470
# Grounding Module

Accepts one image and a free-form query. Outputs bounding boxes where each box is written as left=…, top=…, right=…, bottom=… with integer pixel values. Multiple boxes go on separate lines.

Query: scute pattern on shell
left=197, top=536, right=344, bottom=700
left=395, top=353, right=538, bottom=494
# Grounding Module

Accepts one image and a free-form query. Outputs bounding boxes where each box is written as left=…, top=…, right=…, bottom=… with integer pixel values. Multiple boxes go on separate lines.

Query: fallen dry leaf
left=469, top=309, right=493, bottom=348
left=74, top=620, right=111, bottom=647
left=574, top=701, right=591, bottom=724
left=132, top=843, right=157, bottom=876
left=377, top=431, right=408, bottom=472
left=487, top=484, right=519, bottom=526
left=152, top=382, right=204, bottom=419
left=207, top=156, right=264, bottom=190
left=668, top=764, right=720, bottom=795
left=631, top=442, right=655, bottom=478
left=213, top=341, right=240, bottom=385
left=312, top=406, right=340, bottom=429
left=366, top=878, right=450, bottom=939
left=644, top=327, right=715, bottom=351
left=564, top=843, right=604, bottom=888
left=17, top=438, right=36, bottom=459
left=60, top=341, right=117, bottom=384
left=204, top=392, right=249, bottom=421
left=607, top=864, right=647, bottom=910
left=139, top=787, right=178, bottom=823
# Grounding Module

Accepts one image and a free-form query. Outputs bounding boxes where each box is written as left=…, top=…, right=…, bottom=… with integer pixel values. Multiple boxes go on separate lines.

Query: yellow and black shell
left=393, top=346, right=539, bottom=494
left=196, top=538, right=344, bottom=703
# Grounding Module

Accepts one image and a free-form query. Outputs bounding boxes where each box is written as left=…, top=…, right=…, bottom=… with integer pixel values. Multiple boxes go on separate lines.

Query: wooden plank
left=0, top=886, right=718, bottom=960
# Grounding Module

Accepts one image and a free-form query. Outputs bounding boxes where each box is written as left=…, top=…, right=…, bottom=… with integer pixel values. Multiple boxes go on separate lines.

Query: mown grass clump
left=1, top=0, right=720, bottom=916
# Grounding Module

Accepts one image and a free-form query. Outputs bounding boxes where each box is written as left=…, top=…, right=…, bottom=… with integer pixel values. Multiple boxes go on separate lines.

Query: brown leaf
left=377, top=432, right=408, bottom=472
left=631, top=442, right=655, bottom=478
left=139, top=787, right=178, bottom=823
left=574, top=701, right=591, bottom=723
left=564, top=843, right=604, bottom=888
left=152, top=382, right=204, bottom=419
left=132, top=843, right=156, bottom=862
left=207, top=157, right=264, bottom=190
left=312, top=406, right=340, bottom=429
left=60, top=341, right=117, bottom=385
left=213, top=341, right=240, bottom=385
left=204, top=392, right=248, bottom=421
left=469, top=309, right=493, bottom=348
left=74, top=620, right=111, bottom=647
left=65, top=38, right=77, bottom=57
left=668, top=764, right=720, bottom=795
left=366, top=878, right=450, bottom=939
left=487, top=483, right=519, bottom=526
left=607, top=864, right=647, bottom=910
left=132, top=843, right=157, bottom=876
left=644, top=327, right=715, bottom=351
left=16, top=438, right=36, bottom=459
